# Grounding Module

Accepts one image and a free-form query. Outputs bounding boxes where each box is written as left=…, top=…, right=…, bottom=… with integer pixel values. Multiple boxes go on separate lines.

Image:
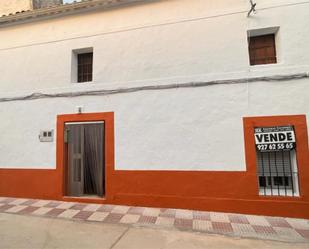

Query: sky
left=63, top=0, right=82, bottom=4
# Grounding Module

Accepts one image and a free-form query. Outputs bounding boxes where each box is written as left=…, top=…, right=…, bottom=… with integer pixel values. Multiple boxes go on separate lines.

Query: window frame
left=256, top=149, right=300, bottom=197
left=77, top=52, right=93, bottom=83
left=243, top=115, right=309, bottom=199
left=248, top=34, right=277, bottom=66
left=71, top=47, right=94, bottom=83
left=247, top=27, right=280, bottom=66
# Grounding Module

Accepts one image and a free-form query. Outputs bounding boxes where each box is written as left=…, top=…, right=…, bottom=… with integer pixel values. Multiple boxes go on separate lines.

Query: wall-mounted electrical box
left=39, top=130, right=54, bottom=142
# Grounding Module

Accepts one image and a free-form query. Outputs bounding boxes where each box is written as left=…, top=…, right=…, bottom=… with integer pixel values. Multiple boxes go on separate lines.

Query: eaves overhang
left=0, top=0, right=148, bottom=27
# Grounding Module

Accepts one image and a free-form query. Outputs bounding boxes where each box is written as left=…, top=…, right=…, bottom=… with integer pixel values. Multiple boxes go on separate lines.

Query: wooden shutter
left=249, top=34, right=277, bottom=65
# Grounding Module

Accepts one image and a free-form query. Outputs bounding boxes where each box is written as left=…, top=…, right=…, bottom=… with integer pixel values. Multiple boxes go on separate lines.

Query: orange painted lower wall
left=0, top=169, right=62, bottom=200
left=1, top=114, right=308, bottom=219
left=0, top=168, right=309, bottom=219
left=110, top=170, right=309, bottom=218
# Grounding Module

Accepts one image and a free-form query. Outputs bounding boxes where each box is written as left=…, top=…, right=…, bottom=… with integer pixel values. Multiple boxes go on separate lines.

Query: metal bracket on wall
left=247, top=0, right=257, bottom=17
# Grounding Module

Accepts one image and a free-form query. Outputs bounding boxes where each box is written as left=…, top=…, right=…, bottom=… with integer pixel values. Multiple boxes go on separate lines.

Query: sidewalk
left=0, top=197, right=308, bottom=244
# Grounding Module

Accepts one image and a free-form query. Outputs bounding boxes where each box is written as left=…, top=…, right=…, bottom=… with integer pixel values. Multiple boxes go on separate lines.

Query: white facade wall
left=0, top=0, right=308, bottom=170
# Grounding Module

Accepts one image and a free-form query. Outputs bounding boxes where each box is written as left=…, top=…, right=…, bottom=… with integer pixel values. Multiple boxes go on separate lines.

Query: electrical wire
left=0, top=73, right=307, bottom=102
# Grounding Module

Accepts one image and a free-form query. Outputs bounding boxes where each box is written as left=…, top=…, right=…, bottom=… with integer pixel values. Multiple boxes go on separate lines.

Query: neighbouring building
left=0, top=0, right=308, bottom=219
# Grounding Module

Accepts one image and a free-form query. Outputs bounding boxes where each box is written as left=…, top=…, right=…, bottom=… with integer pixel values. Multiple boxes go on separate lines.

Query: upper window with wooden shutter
left=249, top=34, right=277, bottom=66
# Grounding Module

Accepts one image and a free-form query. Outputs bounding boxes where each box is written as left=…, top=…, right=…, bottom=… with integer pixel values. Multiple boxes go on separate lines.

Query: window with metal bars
left=256, top=150, right=300, bottom=197
left=77, top=52, right=93, bottom=83
left=249, top=34, right=277, bottom=66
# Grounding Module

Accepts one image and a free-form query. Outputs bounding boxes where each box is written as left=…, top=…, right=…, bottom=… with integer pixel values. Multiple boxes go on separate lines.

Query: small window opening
left=257, top=150, right=300, bottom=197
left=247, top=27, right=279, bottom=66
left=78, top=52, right=93, bottom=83
left=72, top=48, right=93, bottom=83
left=248, top=34, right=277, bottom=65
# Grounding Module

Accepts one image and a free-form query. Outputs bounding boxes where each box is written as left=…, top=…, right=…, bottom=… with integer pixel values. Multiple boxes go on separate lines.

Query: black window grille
left=256, top=150, right=299, bottom=197
left=77, top=52, right=93, bottom=83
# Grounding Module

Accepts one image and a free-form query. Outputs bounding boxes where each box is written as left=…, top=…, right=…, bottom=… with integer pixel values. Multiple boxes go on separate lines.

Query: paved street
left=0, top=197, right=308, bottom=248
left=0, top=213, right=308, bottom=249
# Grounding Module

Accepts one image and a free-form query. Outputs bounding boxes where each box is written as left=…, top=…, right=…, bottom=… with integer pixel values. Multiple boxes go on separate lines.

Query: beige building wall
left=0, top=0, right=32, bottom=16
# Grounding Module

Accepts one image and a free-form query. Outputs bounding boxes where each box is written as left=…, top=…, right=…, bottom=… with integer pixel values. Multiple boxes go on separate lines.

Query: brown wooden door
left=65, top=122, right=104, bottom=197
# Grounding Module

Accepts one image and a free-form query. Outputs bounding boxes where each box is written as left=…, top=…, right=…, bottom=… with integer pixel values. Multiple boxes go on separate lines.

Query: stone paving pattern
left=0, top=197, right=308, bottom=243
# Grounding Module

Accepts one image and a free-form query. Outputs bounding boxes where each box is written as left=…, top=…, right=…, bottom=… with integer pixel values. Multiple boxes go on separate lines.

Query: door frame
left=57, top=112, right=114, bottom=202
